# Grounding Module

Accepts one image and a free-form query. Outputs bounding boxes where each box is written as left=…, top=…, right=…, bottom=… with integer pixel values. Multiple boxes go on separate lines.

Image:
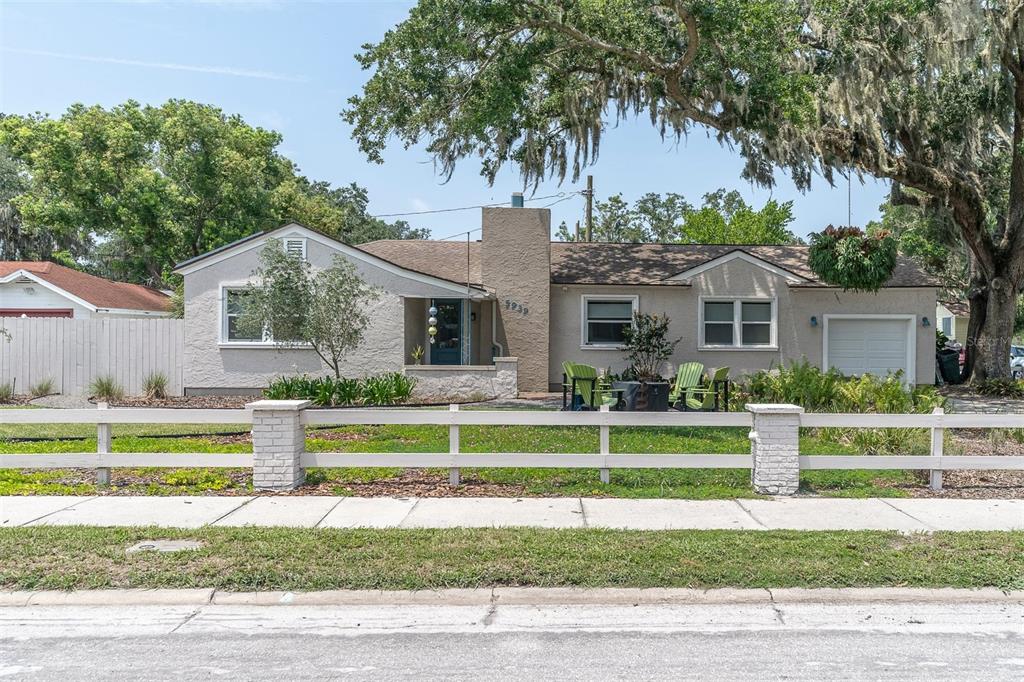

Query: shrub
left=0, top=382, right=13, bottom=403
left=143, top=372, right=169, bottom=400
left=28, top=377, right=54, bottom=398
left=741, top=361, right=943, bottom=455
left=974, top=378, right=1024, bottom=398
left=264, top=372, right=417, bottom=406
left=361, top=372, right=416, bottom=405
left=89, top=374, right=124, bottom=402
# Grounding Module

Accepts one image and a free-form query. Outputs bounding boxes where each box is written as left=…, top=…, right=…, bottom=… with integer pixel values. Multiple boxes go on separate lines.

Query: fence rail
left=3, top=403, right=1024, bottom=492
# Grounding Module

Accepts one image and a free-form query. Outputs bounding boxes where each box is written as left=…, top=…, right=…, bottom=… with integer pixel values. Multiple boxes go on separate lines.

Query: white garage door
left=826, top=318, right=912, bottom=381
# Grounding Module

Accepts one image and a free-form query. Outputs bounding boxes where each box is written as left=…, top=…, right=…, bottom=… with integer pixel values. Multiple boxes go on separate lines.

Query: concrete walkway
left=2, top=496, right=1022, bottom=531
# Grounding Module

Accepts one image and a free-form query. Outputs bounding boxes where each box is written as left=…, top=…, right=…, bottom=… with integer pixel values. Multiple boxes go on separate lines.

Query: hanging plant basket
left=807, top=225, right=898, bottom=292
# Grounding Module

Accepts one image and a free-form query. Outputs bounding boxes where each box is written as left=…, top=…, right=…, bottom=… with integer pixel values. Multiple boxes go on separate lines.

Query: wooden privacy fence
left=0, top=317, right=184, bottom=396
left=3, top=403, right=1024, bottom=494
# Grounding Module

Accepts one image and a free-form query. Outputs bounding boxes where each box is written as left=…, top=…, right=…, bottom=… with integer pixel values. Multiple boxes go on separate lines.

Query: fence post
left=96, top=402, right=111, bottom=486
left=746, top=403, right=803, bottom=496
left=449, top=404, right=460, bottom=487
left=599, top=404, right=611, bottom=484
left=247, top=399, right=310, bottom=491
left=930, top=406, right=944, bottom=491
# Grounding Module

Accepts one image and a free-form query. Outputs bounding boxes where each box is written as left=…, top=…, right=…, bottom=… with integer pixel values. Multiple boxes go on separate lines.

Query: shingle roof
left=0, top=261, right=171, bottom=312
left=358, top=241, right=938, bottom=288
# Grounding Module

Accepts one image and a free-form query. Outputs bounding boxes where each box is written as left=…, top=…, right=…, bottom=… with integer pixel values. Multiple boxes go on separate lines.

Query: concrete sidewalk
left=2, top=495, right=1022, bottom=531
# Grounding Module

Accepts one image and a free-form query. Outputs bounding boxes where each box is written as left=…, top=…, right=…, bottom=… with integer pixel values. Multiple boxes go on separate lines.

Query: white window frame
left=698, top=296, right=778, bottom=351
left=219, top=284, right=272, bottom=347
left=579, top=294, right=639, bottom=349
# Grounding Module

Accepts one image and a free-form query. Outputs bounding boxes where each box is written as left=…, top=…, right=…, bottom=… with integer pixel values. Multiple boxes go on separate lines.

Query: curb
left=2, top=587, right=1021, bottom=607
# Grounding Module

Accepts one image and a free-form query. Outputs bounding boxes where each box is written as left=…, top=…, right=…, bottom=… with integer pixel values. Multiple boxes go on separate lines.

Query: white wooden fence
left=2, top=405, right=1023, bottom=493
left=0, top=317, right=184, bottom=396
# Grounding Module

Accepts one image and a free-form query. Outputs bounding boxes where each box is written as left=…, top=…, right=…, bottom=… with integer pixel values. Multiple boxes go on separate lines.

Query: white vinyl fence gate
left=0, top=317, right=184, bottom=396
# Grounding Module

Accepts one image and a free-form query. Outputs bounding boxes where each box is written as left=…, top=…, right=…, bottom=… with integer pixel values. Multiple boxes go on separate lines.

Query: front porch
left=403, top=297, right=500, bottom=367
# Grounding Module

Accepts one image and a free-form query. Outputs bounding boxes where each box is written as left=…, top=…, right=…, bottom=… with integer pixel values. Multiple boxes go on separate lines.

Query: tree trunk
left=971, top=277, right=1018, bottom=381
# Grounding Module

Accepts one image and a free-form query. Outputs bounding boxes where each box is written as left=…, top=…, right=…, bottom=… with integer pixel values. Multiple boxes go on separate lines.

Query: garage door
left=826, top=318, right=911, bottom=380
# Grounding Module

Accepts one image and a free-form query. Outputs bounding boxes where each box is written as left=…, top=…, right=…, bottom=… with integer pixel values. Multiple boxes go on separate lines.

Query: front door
left=430, top=299, right=463, bottom=365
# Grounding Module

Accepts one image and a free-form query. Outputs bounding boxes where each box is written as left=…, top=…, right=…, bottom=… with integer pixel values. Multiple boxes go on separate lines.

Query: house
left=173, top=202, right=938, bottom=397
left=936, top=300, right=969, bottom=342
left=0, top=261, right=172, bottom=318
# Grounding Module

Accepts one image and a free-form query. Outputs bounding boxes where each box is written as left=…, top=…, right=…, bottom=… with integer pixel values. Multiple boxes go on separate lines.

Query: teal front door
left=430, top=299, right=463, bottom=365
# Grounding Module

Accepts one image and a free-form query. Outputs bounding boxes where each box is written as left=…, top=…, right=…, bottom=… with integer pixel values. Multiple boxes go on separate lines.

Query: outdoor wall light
left=922, top=317, right=931, bottom=327
left=810, top=316, right=818, bottom=327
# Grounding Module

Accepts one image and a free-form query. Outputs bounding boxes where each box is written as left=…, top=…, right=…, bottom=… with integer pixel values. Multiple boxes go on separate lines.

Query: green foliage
left=0, top=100, right=423, bottom=285
left=621, top=312, right=680, bottom=380
left=556, top=189, right=798, bottom=244
left=89, top=375, right=124, bottom=402
left=935, top=329, right=950, bottom=353
left=264, top=372, right=416, bottom=407
left=742, top=360, right=941, bottom=414
left=410, top=345, right=425, bottom=365
left=239, top=240, right=381, bottom=378
left=142, top=372, right=169, bottom=400
left=807, top=226, right=898, bottom=292
left=0, top=382, right=13, bottom=403
left=974, top=379, right=1024, bottom=399
left=740, top=360, right=943, bottom=455
left=28, top=378, right=54, bottom=399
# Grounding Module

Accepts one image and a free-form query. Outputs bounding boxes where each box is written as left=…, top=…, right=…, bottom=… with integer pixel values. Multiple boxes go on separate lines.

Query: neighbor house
left=173, top=201, right=938, bottom=397
left=936, top=300, right=969, bottom=343
left=0, top=261, right=172, bottom=318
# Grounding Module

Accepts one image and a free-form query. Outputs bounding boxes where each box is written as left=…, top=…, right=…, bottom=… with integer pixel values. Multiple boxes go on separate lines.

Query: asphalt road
left=2, top=601, right=1023, bottom=680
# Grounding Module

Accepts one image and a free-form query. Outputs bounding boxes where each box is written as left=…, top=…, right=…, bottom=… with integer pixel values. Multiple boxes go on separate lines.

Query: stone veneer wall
left=404, top=357, right=518, bottom=401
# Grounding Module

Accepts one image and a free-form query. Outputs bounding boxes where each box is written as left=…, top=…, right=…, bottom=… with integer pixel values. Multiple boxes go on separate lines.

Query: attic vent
left=283, top=238, right=306, bottom=260
left=14, top=276, right=34, bottom=285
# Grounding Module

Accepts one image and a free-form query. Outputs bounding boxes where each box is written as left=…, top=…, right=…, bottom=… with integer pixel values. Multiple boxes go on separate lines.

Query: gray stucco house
left=173, top=203, right=938, bottom=397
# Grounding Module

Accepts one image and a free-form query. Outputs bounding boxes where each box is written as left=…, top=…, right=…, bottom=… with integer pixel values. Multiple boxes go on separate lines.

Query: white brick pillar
left=247, top=399, right=311, bottom=491
left=746, top=403, right=804, bottom=496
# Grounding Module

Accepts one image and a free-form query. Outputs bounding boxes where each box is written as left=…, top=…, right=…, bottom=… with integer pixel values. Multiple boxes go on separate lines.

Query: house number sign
left=504, top=299, right=529, bottom=315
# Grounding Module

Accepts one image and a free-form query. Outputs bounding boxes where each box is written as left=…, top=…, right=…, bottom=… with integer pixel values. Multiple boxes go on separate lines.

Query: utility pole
left=584, top=174, right=594, bottom=242
left=574, top=220, right=580, bottom=241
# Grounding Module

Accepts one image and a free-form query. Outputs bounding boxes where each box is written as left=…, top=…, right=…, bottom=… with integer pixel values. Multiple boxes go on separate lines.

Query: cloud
left=411, top=198, right=432, bottom=213
left=2, top=47, right=308, bottom=82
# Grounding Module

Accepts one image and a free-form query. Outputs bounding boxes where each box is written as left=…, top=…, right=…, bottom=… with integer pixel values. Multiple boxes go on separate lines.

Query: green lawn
left=1, top=527, right=1020, bottom=591
left=0, top=423, right=919, bottom=497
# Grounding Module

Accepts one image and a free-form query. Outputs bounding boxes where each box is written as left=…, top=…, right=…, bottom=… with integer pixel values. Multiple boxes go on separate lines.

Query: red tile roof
left=0, top=261, right=171, bottom=312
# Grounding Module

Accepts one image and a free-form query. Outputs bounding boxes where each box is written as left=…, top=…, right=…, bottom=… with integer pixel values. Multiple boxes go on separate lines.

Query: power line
left=371, top=191, right=583, bottom=218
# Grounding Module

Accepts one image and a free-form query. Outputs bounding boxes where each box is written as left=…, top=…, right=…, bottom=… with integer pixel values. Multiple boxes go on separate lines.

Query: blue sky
left=0, top=0, right=889, bottom=241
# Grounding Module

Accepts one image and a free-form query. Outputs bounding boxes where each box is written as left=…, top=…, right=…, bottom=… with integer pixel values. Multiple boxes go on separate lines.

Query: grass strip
left=1, top=527, right=1020, bottom=591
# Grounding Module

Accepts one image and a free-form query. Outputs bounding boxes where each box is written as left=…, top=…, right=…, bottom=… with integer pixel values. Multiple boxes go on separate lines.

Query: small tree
left=239, top=240, right=381, bottom=378
left=621, top=313, right=679, bottom=381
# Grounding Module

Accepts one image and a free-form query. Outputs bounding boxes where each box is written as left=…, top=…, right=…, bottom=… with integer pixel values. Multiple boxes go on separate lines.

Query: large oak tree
left=345, top=0, right=1024, bottom=380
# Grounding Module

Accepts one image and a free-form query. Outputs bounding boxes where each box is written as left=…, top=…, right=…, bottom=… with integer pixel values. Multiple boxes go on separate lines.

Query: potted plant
left=612, top=312, right=679, bottom=411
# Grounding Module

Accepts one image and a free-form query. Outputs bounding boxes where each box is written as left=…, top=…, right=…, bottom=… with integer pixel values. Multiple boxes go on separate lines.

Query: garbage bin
left=937, top=349, right=962, bottom=384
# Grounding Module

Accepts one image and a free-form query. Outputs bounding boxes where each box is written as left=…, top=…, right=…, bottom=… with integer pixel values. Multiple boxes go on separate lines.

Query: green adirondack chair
left=669, top=362, right=705, bottom=407
left=684, top=366, right=731, bottom=411
left=563, top=361, right=621, bottom=410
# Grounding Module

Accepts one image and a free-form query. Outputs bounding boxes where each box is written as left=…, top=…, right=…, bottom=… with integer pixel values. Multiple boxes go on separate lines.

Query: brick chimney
left=481, top=202, right=551, bottom=392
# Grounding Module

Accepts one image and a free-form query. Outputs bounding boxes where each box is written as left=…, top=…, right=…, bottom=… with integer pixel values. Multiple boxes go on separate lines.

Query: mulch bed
left=108, top=396, right=256, bottom=409
left=0, top=395, right=35, bottom=406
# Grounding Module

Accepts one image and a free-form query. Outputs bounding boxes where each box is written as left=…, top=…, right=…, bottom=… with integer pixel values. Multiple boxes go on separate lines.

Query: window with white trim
left=582, top=296, right=637, bottom=346
left=283, top=237, right=306, bottom=260
left=223, top=288, right=263, bottom=342
left=701, top=299, right=775, bottom=348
